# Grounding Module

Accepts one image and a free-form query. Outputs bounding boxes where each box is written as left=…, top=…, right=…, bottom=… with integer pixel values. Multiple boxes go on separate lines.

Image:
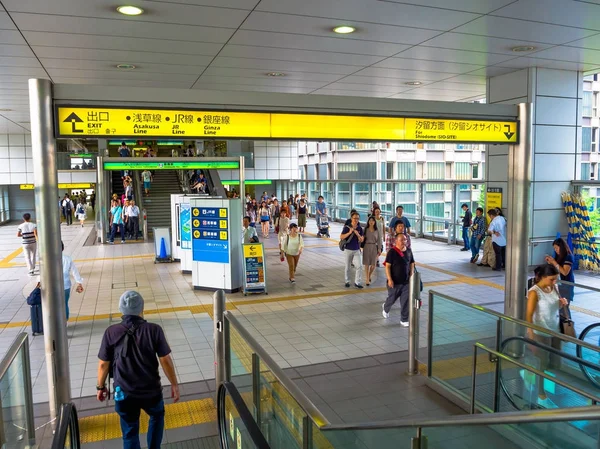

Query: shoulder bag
left=339, top=228, right=355, bottom=251
left=556, top=286, right=575, bottom=337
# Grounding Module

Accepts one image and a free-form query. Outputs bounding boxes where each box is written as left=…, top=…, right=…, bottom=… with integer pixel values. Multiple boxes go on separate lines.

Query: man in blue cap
left=96, top=291, right=179, bottom=449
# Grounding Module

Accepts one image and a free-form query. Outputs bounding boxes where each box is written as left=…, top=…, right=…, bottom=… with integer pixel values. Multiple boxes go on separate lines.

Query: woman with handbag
left=545, top=238, right=575, bottom=311
left=278, top=209, right=290, bottom=260
left=362, top=216, right=381, bottom=286
left=525, top=264, right=569, bottom=408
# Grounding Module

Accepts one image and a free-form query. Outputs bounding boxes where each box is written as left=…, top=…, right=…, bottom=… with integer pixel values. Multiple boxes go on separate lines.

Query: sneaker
left=121, top=240, right=125, bottom=244
left=290, top=279, right=295, bottom=283
left=345, top=282, right=350, bottom=288
left=28, top=270, right=34, bottom=276
left=469, top=255, right=476, bottom=263
left=400, top=321, right=409, bottom=327
left=473, top=254, right=479, bottom=263
left=382, top=304, right=389, bottom=319
left=109, top=241, right=114, bottom=245
left=376, top=261, right=381, bottom=267
left=354, top=283, right=363, bottom=289
left=460, top=248, right=469, bottom=251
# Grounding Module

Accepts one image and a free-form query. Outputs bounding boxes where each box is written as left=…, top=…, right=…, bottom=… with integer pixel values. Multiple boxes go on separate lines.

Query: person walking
left=469, top=207, right=486, bottom=263
left=546, top=238, right=575, bottom=309
left=62, top=194, right=74, bottom=226
left=76, top=199, right=87, bottom=227
left=372, top=207, right=385, bottom=267
left=460, top=203, right=472, bottom=252
left=297, top=199, right=307, bottom=233
left=278, top=209, right=290, bottom=252
left=62, top=241, right=83, bottom=321
left=17, top=213, right=37, bottom=276
left=90, top=191, right=96, bottom=211
left=110, top=199, right=125, bottom=244
left=125, top=200, right=140, bottom=240
left=382, top=233, right=415, bottom=327
left=362, top=216, right=381, bottom=286
left=97, top=291, right=180, bottom=449
left=315, top=195, right=327, bottom=230
left=141, top=169, right=152, bottom=196
left=340, top=211, right=364, bottom=288
left=258, top=201, right=271, bottom=238
left=488, top=208, right=506, bottom=271
left=389, top=205, right=412, bottom=235
left=282, top=223, right=304, bottom=283
left=525, top=264, right=568, bottom=408
left=242, top=216, right=259, bottom=244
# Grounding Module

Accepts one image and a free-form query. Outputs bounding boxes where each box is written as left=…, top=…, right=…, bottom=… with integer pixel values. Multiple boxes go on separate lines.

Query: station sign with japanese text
left=103, top=160, right=239, bottom=171
left=191, top=206, right=229, bottom=263
left=404, top=118, right=518, bottom=143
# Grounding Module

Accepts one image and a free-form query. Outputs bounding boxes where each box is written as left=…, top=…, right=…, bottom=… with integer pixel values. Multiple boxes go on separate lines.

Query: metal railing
left=50, top=403, right=80, bottom=449
left=0, top=333, right=35, bottom=449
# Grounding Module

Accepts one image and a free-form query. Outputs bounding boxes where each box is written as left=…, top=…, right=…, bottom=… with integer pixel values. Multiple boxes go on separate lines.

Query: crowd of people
left=59, top=191, right=95, bottom=227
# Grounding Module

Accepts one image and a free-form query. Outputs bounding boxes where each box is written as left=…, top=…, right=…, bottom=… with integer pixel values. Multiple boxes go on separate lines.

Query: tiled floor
left=2, top=216, right=600, bottom=420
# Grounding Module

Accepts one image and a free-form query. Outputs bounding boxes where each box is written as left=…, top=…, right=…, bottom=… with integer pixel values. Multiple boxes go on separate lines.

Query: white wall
left=0, top=133, right=33, bottom=185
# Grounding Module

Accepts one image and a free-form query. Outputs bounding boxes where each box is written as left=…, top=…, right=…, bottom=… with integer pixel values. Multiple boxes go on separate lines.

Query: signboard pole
left=96, top=156, right=105, bottom=244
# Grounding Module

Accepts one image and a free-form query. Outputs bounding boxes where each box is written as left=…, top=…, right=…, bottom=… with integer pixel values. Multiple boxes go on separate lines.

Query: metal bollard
left=142, top=209, right=148, bottom=242
left=214, top=290, right=226, bottom=401
left=407, top=270, right=422, bottom=376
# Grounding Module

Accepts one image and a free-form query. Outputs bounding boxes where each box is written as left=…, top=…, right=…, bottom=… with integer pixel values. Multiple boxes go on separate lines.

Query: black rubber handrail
left=499, top=335, right=600, bottom=411
left=217, top=382, right=271, bottom=449
left=51, top=403, right=80, bottom=449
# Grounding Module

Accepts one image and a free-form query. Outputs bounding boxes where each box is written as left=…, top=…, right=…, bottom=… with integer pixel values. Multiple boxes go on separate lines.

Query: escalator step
left=162, top=436, right=220, bottom=449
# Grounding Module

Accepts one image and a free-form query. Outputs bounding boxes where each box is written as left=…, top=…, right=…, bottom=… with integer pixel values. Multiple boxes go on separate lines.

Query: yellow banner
left=405, top=118, right=518, bottom=143
left=57, top=107, right=271, bottom=139
left=271, top=113, right=405, bottom=140
left=243, top=243, right=264, bottom=259
left=20, top=183, right=93, bottom=190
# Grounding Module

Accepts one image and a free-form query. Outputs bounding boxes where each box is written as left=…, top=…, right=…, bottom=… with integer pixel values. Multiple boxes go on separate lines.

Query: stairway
left=111, top=171, right=125, bottom=197
left=143, top=170, right=183, bottom=230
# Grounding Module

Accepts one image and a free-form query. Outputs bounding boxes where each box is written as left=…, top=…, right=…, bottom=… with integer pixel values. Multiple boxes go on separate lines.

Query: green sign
left=103, top=160, right=240, bottom=171
left=222, top=180, right=272, bottom=185
left=108, top=140, right=137, bottom=146
left=70, top=153, right=94, bottom=158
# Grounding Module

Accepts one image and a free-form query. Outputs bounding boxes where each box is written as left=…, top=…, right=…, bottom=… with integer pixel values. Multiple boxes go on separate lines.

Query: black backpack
left=107, top=320, right=145, bottom=397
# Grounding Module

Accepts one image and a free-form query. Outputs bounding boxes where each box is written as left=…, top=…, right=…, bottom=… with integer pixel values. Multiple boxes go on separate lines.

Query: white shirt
left=142, top=171, right=152, bottom=182
left=242, top=226, right=258, bottom=244
left=488, top=216, right=507, bottom=246
left=18, top=222, right=36, bottom=245
left=125, top=205, right=139, bottom=217
left=63, top=254, right=83, bottom=290
left=283, top=234, right=304, bottom=256
left=529, top=285, right=561, bottom=334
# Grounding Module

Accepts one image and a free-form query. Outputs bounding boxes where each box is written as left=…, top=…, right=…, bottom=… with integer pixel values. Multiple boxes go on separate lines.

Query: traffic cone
left=159, top=238, right=167, bottom=260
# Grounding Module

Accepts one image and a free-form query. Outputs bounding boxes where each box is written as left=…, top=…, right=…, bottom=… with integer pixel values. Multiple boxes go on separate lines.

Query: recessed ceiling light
left=333, top=25, right=356, bottom=34
left=266, top=72, right=285, bottom=77
left=511, top=46, right=535, bottom=52
left=116, top=64, right=136, bottom=70
left=117, top=5, right=144, bottom=16
left=404, top=81, right=422, bottom=86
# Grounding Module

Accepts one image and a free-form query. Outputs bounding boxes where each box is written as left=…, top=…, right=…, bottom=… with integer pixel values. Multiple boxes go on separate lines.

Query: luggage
left=30, top=304, right=43, bottom=336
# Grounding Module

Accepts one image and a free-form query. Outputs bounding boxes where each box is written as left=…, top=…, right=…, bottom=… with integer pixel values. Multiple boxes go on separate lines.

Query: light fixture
left=333, top=25, right=356, bottom=34
left=266, top=72, right=285, bottom=77
left=117, top=5, right=144, bottom=16
left=404, top=81, right=422, bottom=86
left=511, top=45, right=535, bottom=52
left=116, top=64, right=136, bottom=70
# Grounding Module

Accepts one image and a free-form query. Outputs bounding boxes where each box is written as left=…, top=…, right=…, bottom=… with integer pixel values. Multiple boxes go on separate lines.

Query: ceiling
left=2, top=0, right=600, bottom=132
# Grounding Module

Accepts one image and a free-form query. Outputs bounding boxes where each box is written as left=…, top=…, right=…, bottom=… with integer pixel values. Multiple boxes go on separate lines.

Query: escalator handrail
left=217, top=382, right=271, bottom=449
left=51, top=403, right=80, bottom=449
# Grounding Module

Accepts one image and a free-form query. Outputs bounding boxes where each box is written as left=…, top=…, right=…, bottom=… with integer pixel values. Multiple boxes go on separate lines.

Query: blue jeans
left=115, top=395, right=165, bottom=449
left=64, top=289, right=70, bottom=321
left=470, top=235, right=482, bottom=259
left=462, top=227, right=470, bottom=250
left=110, top=223, right=125, bottom=242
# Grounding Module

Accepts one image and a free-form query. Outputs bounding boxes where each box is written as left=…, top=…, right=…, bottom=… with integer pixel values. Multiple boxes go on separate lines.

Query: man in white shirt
left=17, top=213, right=37, bottom=275
left=141, top=170, right=153, bottom=196
left=62, top=241, right=84, bottom=321
left=487, top=208, right=507, bottom=272
left=125, top=200, right=140, bottom=240
left=242, top=216, right=259, bottom=244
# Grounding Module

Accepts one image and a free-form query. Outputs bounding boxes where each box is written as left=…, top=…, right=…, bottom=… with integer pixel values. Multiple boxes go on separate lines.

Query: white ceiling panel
left=453, top=16, right=597, bottom=45
left=197, top=75, right=327, bottom=89
left=529, top=46, right=600, bottom=65
left=229, top=30, right=409, bottom=57
left=0, top=45, right=35, bottom=58
left=340, top=75, right=436, bottom=87
left=1, top=0, right=249, bottom=28
left=209, top=56, right=360, bottom=75
left=389, top=91, right=475, bottom=101
left=409, top=86, right=486, bottom=97
left=0, top=30, right=28, bottom=45
left=47, top=69, right=198, bottom=83
left=40, top=59, right=203, bottom=75
left=144, top=0, right=260, bottom=8
left=395, top=47, right=515, bottom=65
left=568, top=34, right=600, bottom=50
left=497, top=56, right=599, bottom=72
left=0, top=66, right=46, bottom=77
left=255, top=0, right=479, bottom=31
left=0, top=82, right=40, bottom=90
left=0, top=57, right=41, bottom=68
left=10, top=13, right=234, bottom=44
left=23, top=32, right=222, bottom=56
left=378, top=0, right=515, bottom=14
left=373, top=58, right=484, bottom=74
left=353, top=67, right=452, bottom=81
left=0, top=13, right=16, bottom=30
left=52, top=78, right=194, bottom=89
left=241, top=12, right=441, bottom=45
left=418, top=82, right=486, bottom=94
left=310, top=89, right=393, bottom=98
left=420, top=32, right=551, bottom=55
left=492, top=0, right=600, bottom=30
left=32, top=47, right=212, bottom=66
left=467, top=67, right=519, bottom=77
left=318, top=82, right=406, bottom=94
left=192, top=84, right=312, bottom=94
left=201, top=67, right=344, bottom=82
left=219, top=45, right=385, bottom=66
left=435, top=74, right=487, bottom=85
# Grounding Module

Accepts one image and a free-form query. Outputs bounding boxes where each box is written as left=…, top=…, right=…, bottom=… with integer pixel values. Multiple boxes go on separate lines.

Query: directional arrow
left=63, top=112, right=84, bottom=133
left=503, top=124, right=514, bottom=140
left=249, top=245, right=256, bottom=251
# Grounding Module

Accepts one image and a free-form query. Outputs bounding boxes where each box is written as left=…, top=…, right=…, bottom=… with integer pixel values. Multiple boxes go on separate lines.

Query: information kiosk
left=171, top=193, right=210, bottom=273
left=190, top=198, right=242, bottom=292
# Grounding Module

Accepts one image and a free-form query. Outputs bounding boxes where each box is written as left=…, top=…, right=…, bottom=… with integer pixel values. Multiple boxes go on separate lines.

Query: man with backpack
left=62, top=194, right=74, bottom=226
left=96, top=291, right=179, bottom=449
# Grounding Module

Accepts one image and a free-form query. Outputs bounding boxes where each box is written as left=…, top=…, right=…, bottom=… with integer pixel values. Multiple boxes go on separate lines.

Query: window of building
left=427, top=162, right=445, bottom=180
left=583, top=91, right=593, bottom=117
left=387, top=162, right=394, bottom=179
left=472, top=164, right=479, bottom=179
left=398, top=162, right=416, bottom=180
left=582, top=162, right=591, bottom=181
left=455, top=162, right=471, bottom=180
left=583, top=127, right=592, bottom=153
left=337, top=162, right=376, bottom=180
left=318, top=164, right=328, bottom=180
left=307, top=164, right=316, bottom=180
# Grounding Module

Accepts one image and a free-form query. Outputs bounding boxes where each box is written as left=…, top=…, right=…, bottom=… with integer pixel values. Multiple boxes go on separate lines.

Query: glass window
left=397, top=162, right=416, bottom=191
left=307, top=164, right=316, bottom=180
left=353, top=183, right=371, bottom=216
left=386, top=162, right=394, bottom=180
left=472, top=164, right=479, bottom=179
left=318, top=164, right=328, bottom=180
left=427, top=162, right=445, bottom=180
left=337, top=162, right=376, bottom=180
left=582, top=163, right=591, bottom=181
left=426, top=202, right=444, bottom=217
left=583, top=91, right=593, bottom=117
left=583, top=127, right=592, bottom=153
left=336, top=182, right=351, bottom=220
left=455, top=162, right=471, bottom=180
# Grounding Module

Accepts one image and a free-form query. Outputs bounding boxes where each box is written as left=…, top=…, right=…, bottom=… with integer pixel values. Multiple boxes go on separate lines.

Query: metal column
left=214, top=290, right=226, bottom=401
left=29, top=78, right=71, bottom=422
left=96, top=156, right=106, bottom=244
left=504, top=103, right=534, bottom=320
left=239, top=155, right=245, bottom=216
left=407, top=270, right=422, bottom=376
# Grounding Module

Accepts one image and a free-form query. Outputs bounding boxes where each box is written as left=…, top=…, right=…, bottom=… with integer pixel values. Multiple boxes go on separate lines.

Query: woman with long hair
left=525, top=264, right=568, bottom=408
left=282, top=223, right=304, bottom=283
left=545, top=238, right=575, bottom=309
left=362, top=216, right=381, bottom=286
left=372, top=207, right=385, bottom=267
left=246, top=203, right=257, bottom=228
left=259, top=201, right=270, bottom=238
left=278, top=209, right=290, bottom=259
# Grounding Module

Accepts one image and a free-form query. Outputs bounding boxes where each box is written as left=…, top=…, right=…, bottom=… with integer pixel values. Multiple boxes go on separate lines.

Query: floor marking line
left=0, top=247, right=23, bottom=268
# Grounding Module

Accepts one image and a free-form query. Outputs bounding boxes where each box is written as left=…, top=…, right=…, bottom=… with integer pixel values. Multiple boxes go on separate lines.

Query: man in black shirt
left=382, top=234, right=415, bottom=326
left=460, top=203, right=472, bottom=252
left=97, top=291, right=179, bottom=449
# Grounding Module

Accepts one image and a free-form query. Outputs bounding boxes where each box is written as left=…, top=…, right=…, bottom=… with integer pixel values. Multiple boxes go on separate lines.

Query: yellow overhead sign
left=404, top=118, right=518, bottom=143
left=20, top=183, right=94, bottom=190
left=55, top=106, right=518, bottom=143
left=56, top=107, right=271, bottom=139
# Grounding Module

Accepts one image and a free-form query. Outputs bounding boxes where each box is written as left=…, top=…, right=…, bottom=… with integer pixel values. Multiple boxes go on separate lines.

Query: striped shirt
left=18, top=222, right=36, bottom=245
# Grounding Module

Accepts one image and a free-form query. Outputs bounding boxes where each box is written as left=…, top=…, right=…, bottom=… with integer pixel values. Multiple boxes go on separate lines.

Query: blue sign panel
left=192, top=206, right=229, bottom=263
left=180, top=203, right=191, bottom=250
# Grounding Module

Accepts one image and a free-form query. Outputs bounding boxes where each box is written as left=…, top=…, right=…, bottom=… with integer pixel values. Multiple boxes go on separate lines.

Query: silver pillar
left=504, top=103, right=534, bottom=319
left=29, top=79, right=71, bottom=421
left=407, top=271, right=421, bottom=376
left=214, top=290, right=226, bottom=401
left=96, top=156, right=105, bottom=244
left=239, top=155, right=245, bottom=216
